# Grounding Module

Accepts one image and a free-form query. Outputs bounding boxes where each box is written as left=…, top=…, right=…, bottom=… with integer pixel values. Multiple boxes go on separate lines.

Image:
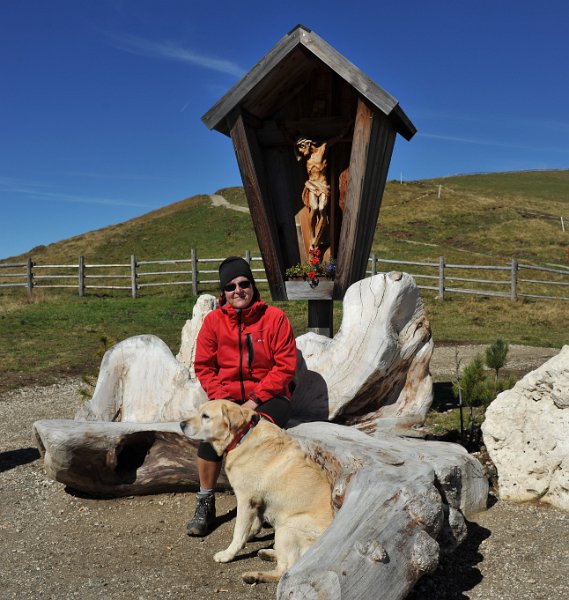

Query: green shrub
left=451, top=340, right=517, bottom=449
left=485, top=338, right=509, bottom=381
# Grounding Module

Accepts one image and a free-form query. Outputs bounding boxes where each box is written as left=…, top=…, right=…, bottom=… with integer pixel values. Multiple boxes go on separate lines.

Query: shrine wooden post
left=202, top=25, right=415, bottom=336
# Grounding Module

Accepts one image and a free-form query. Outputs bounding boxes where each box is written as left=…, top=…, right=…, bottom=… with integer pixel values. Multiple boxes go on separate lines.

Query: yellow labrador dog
left=181, top=400, right=333, bottom=583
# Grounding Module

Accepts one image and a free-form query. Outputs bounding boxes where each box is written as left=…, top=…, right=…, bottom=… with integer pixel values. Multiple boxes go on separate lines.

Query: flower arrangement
left=285, top=248, right=336, bottom=288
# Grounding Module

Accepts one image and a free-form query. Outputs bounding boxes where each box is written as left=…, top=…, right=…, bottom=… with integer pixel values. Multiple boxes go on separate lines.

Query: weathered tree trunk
left=281, top=422, right=487, bottom=599
left=176, top=294, right=217, bottom=381
left=290, top=272, right=434, bottom=431
left=32, top=420, right=229, bottom=496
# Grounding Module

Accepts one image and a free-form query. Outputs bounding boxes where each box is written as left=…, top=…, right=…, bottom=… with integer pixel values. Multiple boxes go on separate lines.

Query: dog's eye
left=201, top=413, right=210, bottom=420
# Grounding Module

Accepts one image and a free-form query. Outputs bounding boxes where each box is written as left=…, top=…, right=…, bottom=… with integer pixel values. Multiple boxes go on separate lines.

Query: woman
left=187, top=256, right=297, bottom=536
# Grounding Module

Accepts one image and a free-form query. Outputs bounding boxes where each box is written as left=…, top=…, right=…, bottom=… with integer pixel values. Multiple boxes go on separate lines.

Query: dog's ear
left=220, top=402, right=231, bottom=432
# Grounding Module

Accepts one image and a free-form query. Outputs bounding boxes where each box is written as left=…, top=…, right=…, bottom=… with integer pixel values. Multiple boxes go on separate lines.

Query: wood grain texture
left=290, top=273, right=433, bottom=429
left=335, top=97, right=396, bottom=298
left=229, top=111, right=287, bottom=300
left=285, top=280, right=334, bottom=300
left=279, top=422, right=488, bottom=599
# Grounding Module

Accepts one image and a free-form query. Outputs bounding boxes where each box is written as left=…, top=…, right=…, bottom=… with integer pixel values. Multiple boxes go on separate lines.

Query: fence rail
left=1, top=252, right=568, bottom=302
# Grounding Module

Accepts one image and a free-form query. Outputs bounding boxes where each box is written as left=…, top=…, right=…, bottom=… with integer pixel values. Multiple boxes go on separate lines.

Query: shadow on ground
left=407, top=518, right=492, bottom=599
left=0, top=447, right=40, bottom=473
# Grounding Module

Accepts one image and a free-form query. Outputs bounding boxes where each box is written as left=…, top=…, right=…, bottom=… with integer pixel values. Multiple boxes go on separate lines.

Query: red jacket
left=194, top=300, right=297, bottom=404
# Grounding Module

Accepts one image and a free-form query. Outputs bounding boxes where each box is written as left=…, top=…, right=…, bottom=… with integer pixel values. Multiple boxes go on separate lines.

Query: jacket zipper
left=237, top=311, right=247, bottom=402
left=246, top=333, right=254, bottom=375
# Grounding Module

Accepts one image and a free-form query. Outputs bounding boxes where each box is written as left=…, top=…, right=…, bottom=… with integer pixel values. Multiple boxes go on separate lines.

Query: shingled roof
left=202, top=25, right=416, bottom=140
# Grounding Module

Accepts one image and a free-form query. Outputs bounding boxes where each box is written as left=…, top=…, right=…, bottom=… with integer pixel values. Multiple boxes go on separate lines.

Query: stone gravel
left=2, top=360, right=568, bottom=599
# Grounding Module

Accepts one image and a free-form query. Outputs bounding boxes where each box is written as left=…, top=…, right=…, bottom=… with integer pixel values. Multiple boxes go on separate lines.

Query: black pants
left=197, top=396, right=291, bottom=463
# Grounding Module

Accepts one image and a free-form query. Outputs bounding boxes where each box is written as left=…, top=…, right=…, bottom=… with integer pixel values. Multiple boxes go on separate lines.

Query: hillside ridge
left=2, top=170, right=568, bottom=267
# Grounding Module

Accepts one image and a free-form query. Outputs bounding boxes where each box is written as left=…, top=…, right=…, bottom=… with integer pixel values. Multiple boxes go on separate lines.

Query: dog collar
left=225, top=414, right=261, bottom=454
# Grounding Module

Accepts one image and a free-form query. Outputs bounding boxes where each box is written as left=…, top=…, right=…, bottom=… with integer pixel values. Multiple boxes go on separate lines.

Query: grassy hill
left=376, top=170, right=569, bottom=266
left=8, top=193, right=259, bottom=265
left=0, top=170, right=568, bottom=393
left=3, top=171, right=568, bottom=268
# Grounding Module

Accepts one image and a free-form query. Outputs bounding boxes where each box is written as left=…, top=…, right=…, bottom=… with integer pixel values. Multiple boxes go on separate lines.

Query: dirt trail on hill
left=209, top=194, right=250, bottom=214
left=1, top=345, right=568, bottom=599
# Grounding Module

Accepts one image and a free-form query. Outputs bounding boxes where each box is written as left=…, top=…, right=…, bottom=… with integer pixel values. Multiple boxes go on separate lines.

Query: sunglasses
left=223, top=280, right=252, bottom=292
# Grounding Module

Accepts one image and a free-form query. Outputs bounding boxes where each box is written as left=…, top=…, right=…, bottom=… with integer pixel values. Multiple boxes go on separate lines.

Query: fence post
left=371, top=253, right=377, bottom=276
left=130, top=255, right=137, bottom=299
left=191, top=248, right=199, bottom=296
left=244, top=250, right=251, bottom=264
left=26, top=257, right=34, bottom=299
left=438, top=256, right=445, bottom=300
left=78, top=255, right=85, bottom=297
left=511, top=258, right=518, bottom=302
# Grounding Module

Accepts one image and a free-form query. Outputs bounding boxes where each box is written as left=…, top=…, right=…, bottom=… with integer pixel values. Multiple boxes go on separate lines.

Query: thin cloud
left=419, top=133, right=569, bottom=154
left=108, top=33, right=246, bottom=78
left=63, top=170, right=177, bottom=183
left=0, top=177, right=152, bottom=209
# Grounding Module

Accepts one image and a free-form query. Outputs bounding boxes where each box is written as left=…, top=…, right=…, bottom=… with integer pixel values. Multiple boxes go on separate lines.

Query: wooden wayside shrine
left=202, top=25, right=415, bottom=334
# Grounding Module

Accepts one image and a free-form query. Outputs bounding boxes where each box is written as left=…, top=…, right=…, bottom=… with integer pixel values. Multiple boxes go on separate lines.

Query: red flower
left=309, top=257, right=320, bottom=265
left=311, top=248, right=322, bottom=257
left=307, top=271, right=317, bottom=280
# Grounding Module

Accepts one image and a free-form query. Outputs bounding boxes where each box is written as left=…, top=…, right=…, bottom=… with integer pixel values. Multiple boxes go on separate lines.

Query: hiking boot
left=186, top=494, right=216, bottom=537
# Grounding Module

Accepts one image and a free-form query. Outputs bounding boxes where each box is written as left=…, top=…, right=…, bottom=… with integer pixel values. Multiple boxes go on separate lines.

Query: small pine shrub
left=451, top=339, right=517, bottom=450
left=485, top=338, right=509, bottom=381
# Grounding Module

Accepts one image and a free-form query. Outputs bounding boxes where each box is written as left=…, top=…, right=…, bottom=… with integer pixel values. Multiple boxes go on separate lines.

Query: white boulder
left=482, top=345, right=569, bottom=510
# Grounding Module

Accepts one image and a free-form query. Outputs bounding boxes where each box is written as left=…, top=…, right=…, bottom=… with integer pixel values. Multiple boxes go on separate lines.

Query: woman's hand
left=242, top=399, right=259, bottom=410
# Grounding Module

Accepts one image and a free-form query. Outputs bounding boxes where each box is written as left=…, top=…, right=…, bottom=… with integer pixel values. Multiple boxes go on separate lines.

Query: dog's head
left=180, top=400, right=256, bottom=456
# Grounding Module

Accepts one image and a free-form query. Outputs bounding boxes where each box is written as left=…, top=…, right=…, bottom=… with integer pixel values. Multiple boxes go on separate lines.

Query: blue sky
left=1, top=0, right=568, bottom=260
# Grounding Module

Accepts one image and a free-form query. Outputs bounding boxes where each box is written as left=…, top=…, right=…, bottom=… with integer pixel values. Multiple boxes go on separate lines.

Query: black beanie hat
left=219, top=256, right=255, bottom=290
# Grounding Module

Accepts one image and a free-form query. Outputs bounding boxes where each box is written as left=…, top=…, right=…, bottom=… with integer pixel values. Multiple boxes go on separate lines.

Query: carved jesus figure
left=295, top=138, right=331, bottom=250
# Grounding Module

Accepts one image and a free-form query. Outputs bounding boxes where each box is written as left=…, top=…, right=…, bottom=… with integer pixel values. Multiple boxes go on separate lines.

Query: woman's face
left=223, top=276, right=254, bottom=310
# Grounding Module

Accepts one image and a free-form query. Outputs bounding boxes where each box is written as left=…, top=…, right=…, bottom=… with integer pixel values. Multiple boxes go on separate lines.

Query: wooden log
left=32, top=420, right=233, bottom=496
left=34, top=272, right=433, bottom=496
left=33, top=417, right=487, bottom=595
left=291, top=271, right=433, bottom=431
left=177, top=294, right=217, bottom=380
left=279, top=422, right=488, bottom=599
left=75, top=334, right=207, bottom=423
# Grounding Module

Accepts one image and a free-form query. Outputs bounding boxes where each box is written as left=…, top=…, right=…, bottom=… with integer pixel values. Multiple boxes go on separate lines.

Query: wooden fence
left=368, top=256, right=569, bottom=302
left=1, top=251, right=568, bottom=302
left=0, top=251, right=267, bottom=299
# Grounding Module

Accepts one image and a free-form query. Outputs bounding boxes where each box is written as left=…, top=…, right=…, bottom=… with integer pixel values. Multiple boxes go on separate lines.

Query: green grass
left=3, top=171, right=567, bottom=268
left=421, top=292, right=569, bottom=347
left=428, top=170, right=569, bottom=204
left=215, top=186, right=250, bottom=207
left=375, top=174, right=569, bottom=265
left=0, top=293, right=196, bottom=390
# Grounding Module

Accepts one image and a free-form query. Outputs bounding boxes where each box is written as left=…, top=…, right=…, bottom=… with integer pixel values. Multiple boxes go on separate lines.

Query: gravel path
left=209, top=194, right=250, bottom=214
left=2, top=345, right=568, bottom=599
